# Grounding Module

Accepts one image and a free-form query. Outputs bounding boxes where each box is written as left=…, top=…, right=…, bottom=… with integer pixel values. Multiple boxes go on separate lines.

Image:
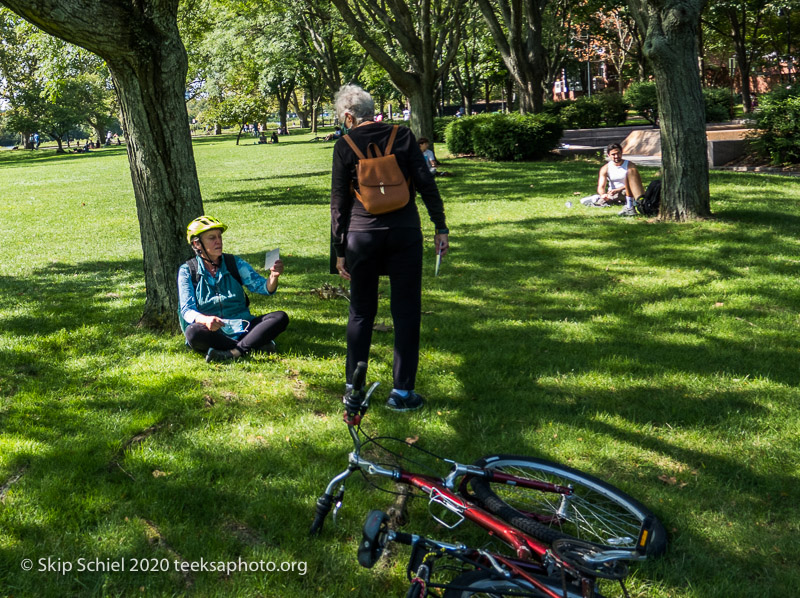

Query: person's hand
left=198, top=315, right=224, bottom=331
left=336, top=256, right=351, bottom=281
left=270, top=259, right=284, bottom=278
left=434, top=233, right=449, bottom=257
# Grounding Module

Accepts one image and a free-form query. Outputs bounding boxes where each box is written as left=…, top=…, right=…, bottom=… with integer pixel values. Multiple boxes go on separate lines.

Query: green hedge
left=433, top=116, right=455, bottom=143
left=750, top=84, right=800, bottom=164
left=625, top=81, right=735, bottom=124
left=703, top=88, right=734, bottom=122
left=446, top=113, right=562, bottom=161
left=543, top=92, right=628, bottom=128
left=625, top=81, right=658, bottom=124
left=559, top=97, right=603, bottom=129
left=595, top=91, right=630, bottom=127
left=444, top=114, right=490, bottom=155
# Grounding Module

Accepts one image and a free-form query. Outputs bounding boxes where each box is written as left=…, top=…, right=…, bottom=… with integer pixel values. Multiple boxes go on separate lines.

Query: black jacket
left=330, top=122, right=447, bottom=259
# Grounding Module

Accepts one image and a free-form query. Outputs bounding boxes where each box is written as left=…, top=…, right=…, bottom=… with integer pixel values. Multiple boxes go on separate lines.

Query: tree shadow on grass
left=0, top=146, right=129, bottom=169
left=210, top=183, right=327, bottom=207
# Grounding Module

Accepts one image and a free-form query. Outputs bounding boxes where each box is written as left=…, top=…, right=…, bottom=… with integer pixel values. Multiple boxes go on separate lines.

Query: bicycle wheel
left=469, top=455, right=667, bottom=556
left=442, top=570, right=593, bottom=598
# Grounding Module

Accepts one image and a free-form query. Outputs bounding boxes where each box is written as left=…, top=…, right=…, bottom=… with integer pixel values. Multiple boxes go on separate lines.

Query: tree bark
left=628, top=0, right=710, bottom=221
left=0, top=0, right=204, bottom=329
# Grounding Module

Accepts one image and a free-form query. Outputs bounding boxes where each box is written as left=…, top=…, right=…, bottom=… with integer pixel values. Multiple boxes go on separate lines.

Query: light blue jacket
left=177, top=255, right=274, bottom=337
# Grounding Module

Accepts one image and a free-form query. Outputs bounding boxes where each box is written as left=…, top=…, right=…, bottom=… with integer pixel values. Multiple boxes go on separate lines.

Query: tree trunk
left=408, top=84, right=436, bottom=147
left=330, top=0, right=463, bottom=140
left=476, top=0, right=548, bottom=114
left=629, top=0, right=710, bottom=220
left=108, top=49, right=204, bottom=327
left=1, top=0, right=204, bottom=329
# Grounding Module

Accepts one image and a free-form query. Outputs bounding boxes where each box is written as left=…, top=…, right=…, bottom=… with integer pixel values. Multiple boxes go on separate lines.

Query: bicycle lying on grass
left=311, top=362, right=667, bottom=597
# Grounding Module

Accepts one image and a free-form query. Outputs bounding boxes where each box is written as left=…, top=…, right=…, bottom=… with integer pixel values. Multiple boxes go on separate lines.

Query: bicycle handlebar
left=352, top=361, right=367, bottom=394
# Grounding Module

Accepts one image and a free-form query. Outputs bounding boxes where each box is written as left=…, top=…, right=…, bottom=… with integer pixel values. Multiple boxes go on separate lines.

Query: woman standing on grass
left=330, top=84, right=449, bottom=412
left=178, top=216, right=289, bottom=363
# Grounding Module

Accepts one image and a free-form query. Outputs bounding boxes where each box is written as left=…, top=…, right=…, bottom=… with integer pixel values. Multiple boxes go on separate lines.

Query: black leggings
left=346, top=228, right=423, bottom=390
left=185, top=312, right=289, bottom=354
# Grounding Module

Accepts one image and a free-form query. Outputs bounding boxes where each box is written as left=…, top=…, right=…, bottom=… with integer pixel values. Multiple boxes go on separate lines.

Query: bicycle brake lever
left=363, top=381, right=380, bottom=407
left=331, top=488, right=346, bottom=524
left=477, top=549, right=513, bottom=579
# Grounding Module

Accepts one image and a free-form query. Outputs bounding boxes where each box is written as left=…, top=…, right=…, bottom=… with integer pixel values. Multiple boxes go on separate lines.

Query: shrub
left=471, top=113, right=563, bottom=161
left=558, top=97, right=603, bottom=129
left=749, top=85, right=800, bottom=164
left=625, top=81, right=658, bottom=124
left=433, top=116, right=455, bottom=143
left=595, top=91, right=630, bottom=126
left=703, top=88, right=734, bottom=123
left=445, top=114, right=487, bottom=155
left=541, top=100, right=571, bottom=118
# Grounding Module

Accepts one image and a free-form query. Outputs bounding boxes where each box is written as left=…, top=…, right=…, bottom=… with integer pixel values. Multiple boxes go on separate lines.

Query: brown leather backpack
left=342, top=125, right=411, bottom=215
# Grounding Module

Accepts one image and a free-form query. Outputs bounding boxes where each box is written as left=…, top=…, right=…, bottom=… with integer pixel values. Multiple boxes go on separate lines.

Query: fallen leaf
left=658, top=474, right=678, bottom=485
left=152, top=470, right=168, bottom=478
left=405, top=435, right=419, bottom=444
left=713, top=302, right=724, bottom=308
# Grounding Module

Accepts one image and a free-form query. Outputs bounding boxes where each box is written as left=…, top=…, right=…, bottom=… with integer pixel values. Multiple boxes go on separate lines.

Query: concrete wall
left=560, top=125, right=654, bottom=147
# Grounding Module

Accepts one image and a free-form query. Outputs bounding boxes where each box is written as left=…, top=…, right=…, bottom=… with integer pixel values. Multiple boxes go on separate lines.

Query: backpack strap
left=186, top=254, right=242, bottom=286
left=222, top=253, right=243, bottom=286
left=342, top=134, right=366, bottom=160
left=186, top=256, right=200, bottom=286
left=384, top=125, right=399, bottom=154
left=342, top=124, right=400, bottom=160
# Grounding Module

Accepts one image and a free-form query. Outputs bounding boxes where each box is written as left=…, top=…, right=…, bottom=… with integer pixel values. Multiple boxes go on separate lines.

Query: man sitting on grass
left=581, top=142, right=645, bottom=216
left=418, top=137, right=450, bottom=177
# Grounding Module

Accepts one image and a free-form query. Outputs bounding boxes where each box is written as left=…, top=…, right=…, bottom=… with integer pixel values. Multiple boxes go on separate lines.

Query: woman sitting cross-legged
left=178, top=216, right=289, bottom=363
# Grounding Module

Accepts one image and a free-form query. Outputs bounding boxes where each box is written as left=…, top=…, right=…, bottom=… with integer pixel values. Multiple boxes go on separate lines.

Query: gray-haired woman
left=330, top=84, right=449, bottom=412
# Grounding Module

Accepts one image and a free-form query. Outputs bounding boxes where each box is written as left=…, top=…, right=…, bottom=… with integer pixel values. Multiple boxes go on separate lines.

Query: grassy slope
left=0, top=134, right=798, bottom=597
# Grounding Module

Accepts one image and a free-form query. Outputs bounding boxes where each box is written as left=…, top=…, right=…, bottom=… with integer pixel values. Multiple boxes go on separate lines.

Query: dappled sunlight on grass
left=1, top=133, right=799, bottom=596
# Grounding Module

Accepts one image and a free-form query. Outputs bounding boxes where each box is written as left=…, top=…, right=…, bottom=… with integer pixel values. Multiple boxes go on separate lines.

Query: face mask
left=221, top=319, right=249, bottom=335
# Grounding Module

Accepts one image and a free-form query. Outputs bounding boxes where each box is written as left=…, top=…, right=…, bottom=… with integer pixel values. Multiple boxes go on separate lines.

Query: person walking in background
left=330, top=84, right=449, bottom=412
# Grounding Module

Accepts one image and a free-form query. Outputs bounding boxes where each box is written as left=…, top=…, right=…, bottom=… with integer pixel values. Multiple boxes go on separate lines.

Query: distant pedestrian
left=33, top=132, right=40, bottom=149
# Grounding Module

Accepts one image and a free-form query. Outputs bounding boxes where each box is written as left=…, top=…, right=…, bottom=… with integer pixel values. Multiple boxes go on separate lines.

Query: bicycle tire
left=442, top=570, right=594, bottom=598
left=469, top=455, right=667, bottom=557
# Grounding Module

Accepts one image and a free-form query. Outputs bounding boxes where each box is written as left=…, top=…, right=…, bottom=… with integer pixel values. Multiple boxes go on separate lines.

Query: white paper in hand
left=264, top=248, right=280, bottom=271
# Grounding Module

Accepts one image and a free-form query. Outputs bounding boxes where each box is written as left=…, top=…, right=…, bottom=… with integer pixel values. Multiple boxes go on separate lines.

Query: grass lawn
left=1, top=132, right=799, bottom=598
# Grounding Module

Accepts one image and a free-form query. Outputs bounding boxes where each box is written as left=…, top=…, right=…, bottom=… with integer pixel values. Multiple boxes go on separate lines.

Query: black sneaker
left=385, top=391, right=425, bottom=412
left=206, top=348, right=237, bottom=363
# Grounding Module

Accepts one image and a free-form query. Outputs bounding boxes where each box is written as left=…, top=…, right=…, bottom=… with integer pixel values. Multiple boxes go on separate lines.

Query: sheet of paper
left=264, top=248, right=280, bottom=271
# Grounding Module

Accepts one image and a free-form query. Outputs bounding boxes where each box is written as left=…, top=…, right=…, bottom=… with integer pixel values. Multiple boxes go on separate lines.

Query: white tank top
left=607, top=160, right=629, bottom=191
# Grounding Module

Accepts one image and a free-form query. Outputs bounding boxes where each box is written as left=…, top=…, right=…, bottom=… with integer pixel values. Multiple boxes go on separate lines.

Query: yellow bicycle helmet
left=186, top=215, right=227, bottom=244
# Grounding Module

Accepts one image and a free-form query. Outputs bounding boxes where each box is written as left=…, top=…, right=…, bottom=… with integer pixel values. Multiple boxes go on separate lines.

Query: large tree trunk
left=629, top=0, right=710, bottom=221
left=1, top=0, right=204, bottom=329
left=408, top=84, right=435, bottom=146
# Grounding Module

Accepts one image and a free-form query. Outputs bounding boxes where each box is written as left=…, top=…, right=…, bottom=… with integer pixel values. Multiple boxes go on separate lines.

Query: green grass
left=1, top=133, right=799, bottom=598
